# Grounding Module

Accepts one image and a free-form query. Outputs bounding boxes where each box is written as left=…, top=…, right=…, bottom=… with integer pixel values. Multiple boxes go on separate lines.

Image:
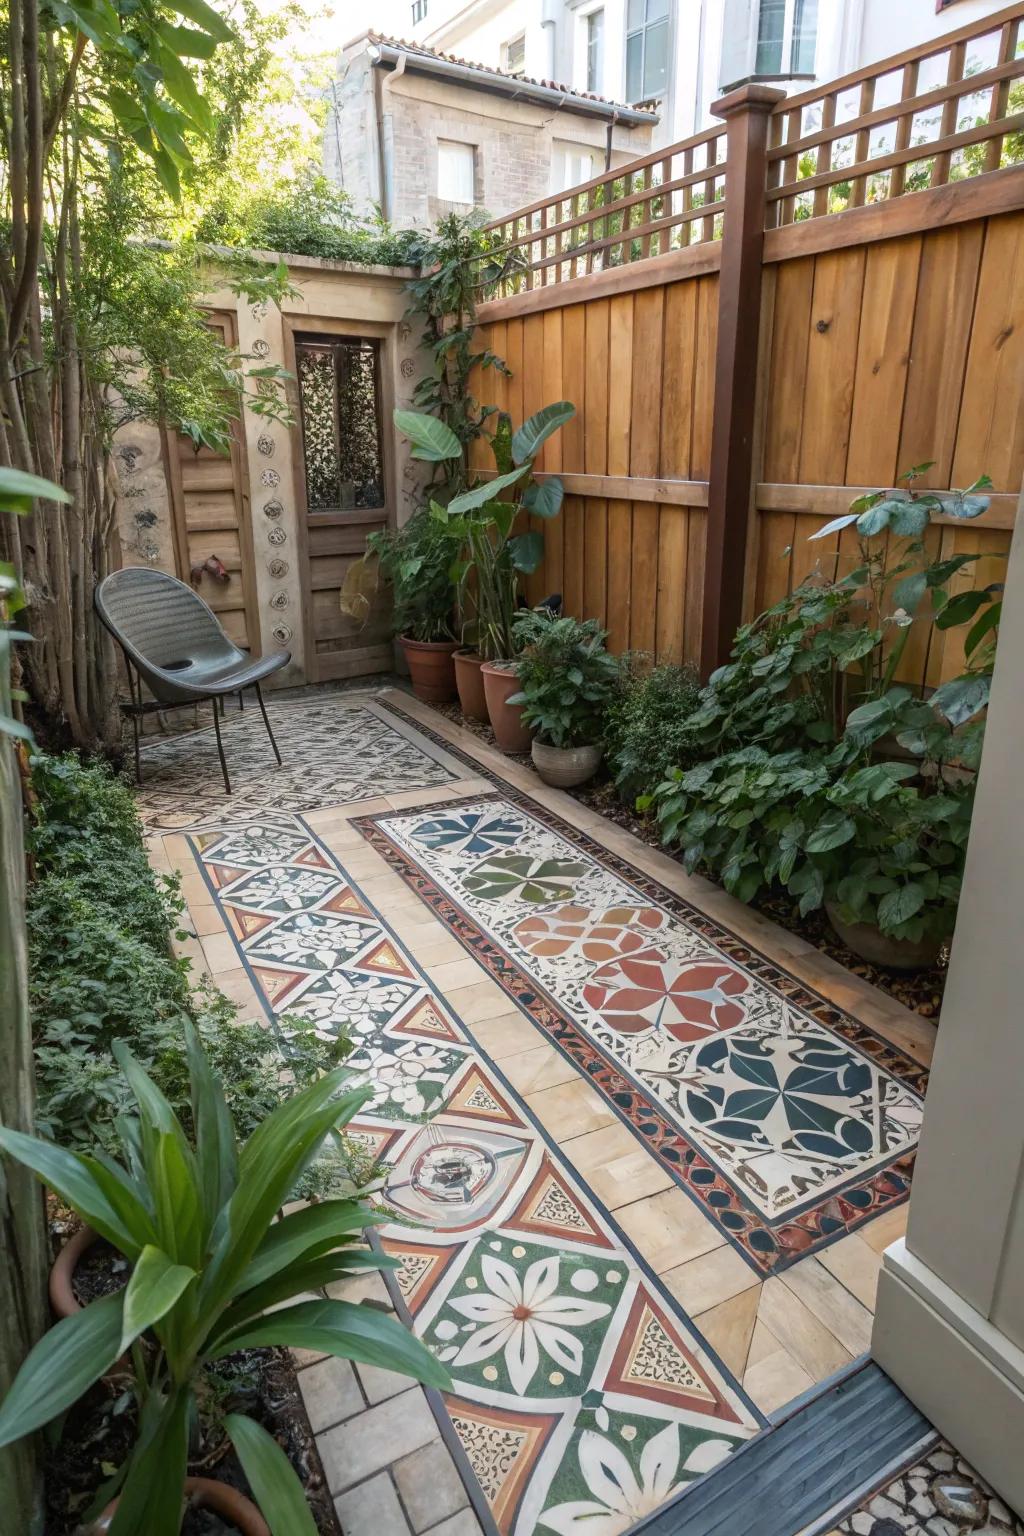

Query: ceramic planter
left=481, top=662, right=532, bottom=753
left=399, top=636, right=459, bottom=704
left=825, top=900, right=942, bottom=972
left=454, top=649, right=489, bottom=722
left=532, top=740, right=603, bottom=788
left=91, top=1479, right=270, bottom=1535
left=49, top=1222, right=98, bottom=1319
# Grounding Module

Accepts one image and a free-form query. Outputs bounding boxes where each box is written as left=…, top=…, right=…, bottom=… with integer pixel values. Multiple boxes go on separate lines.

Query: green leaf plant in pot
left=508, top=609, right=622, bottom=787
left=394, top=400, right=575, bottom=752
left=0, top=1025, right=449, bottom=1536
left=367, top=501, right=464, bottom=703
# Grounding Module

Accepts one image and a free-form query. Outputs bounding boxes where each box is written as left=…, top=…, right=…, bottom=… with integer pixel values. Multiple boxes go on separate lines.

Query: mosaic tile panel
left=135, top=699, right=460, bottom=831
left=189, top=816, right=762, bottom=1536
left=356, top=796, right=927, bottom=1276
left=825, top=1438, right=1023, bottom=1535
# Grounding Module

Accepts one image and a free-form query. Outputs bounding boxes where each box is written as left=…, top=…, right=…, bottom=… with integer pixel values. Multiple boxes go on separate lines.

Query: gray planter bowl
left=531, top=740, right=603, bottom=788
left=825, top=899, right=942, bottom=973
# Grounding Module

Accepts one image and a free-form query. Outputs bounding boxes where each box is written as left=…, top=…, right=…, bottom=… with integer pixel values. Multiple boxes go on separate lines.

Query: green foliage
left=604, top=659, right=703, bottom=801
left=0, top=1029, right=450, bottom=1533
left=643, top=467, right=1001, bottom=945
left=26, top=754, right=352, bottom=1196
left=509, top=611, right=621, bottom=748
left=367, top=510, right=464, bottom=643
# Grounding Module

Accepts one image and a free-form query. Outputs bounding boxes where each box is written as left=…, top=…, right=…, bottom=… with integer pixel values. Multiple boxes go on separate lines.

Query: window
left=753, top=0, right=817, bottom=76
left=503, top=33, right=526, bottom=77
left=625, top=0, right=669, bottom=103
left=553, top=143, right=597, bottom=192
left=296, top=338, right=384, bottom=513
left=410, top=0, right=428, bottom=21
left=586, top=9, right=605, bottom=94
left=437, top=140, right=476, bottom=204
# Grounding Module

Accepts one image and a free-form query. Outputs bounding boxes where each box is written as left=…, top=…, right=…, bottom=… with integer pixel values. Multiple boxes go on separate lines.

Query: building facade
left=378, top=0, right=1013, bottom=148
left=324, top=32, right=656, bottom=228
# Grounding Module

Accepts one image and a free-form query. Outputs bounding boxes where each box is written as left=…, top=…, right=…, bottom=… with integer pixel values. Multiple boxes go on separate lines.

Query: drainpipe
left=605, top=111, right=620, bottom=171
left=541, top=0, right=558, bottom=80
left=370, top=48, right=407, bottom=223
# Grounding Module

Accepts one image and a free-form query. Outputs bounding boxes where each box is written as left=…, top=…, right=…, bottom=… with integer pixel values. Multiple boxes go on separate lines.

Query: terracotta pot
left=453, top=649, right=489, bottom=722
left=399, top=636, right=459, bottom=704
left=481, top=662, right=532, bottom=754
left=532, top=740, right=603, bottom=789
left=91, top=1478, right=269, bottom=1535
left=50, top=1223, right=99, bottom=1319
left=825, top=900, right=942, bottom=973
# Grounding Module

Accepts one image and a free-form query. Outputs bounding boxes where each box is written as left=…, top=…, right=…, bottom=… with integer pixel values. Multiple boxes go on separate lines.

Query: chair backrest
left=95, top=567, right=240, bottom=672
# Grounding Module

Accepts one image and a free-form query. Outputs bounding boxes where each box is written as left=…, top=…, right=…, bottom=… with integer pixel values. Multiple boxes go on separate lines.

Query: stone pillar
left=872, top=493, right=1024, bottom=1513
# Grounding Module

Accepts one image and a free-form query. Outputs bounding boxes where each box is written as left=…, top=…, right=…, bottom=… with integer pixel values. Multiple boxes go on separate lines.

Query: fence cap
left=711, top=82, right=787, bottom=119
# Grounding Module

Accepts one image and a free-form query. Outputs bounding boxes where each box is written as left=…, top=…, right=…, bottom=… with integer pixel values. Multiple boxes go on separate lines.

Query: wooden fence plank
left=845, top=237, right=922, bottom=487
left=763, top=257, right=814, bottom=482
left=606, top=499, right=633, bottom=651
left=951, top=212, right=1024, bottom=491
left=657, top=505, right=688, bottom=664
left=798, top=247, right=867, bottom=485
left=661, top=281, right=698, bottom=479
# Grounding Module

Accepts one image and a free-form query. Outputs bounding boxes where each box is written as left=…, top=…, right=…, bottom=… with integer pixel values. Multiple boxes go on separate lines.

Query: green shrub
left=367, top=508, right=462, bottom=643
left=27, top=754, right=350, bottom=1184
left=195, top=173, right=421, bottom=268
left=604, top=658, right=703, bottom=801
left=509, top=610, right=621, bottom=747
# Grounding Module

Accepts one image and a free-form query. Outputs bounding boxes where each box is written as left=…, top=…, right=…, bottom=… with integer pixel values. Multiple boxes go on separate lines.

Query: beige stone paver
left=615, top=1186, right=725, bottom=1273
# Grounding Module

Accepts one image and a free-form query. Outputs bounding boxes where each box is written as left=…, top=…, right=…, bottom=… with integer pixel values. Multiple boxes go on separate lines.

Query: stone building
left=323, top=31, right=656, bottom=228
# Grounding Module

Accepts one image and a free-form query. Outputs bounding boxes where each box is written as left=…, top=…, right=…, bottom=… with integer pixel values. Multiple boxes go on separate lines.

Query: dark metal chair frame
left=95, top=567, right=291, bottom=794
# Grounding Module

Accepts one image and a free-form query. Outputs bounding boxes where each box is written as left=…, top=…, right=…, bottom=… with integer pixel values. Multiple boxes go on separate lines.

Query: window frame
left=625, top=0, right=671, bottom=105
left=436, top=139, right=477, bottom=205
left=502, top=31, right=527, bottom=78
left=294, top=334, right=387, bottom=517
left=410, top=0, right=428, bottom=23
left=752, top=0, right=817, bottom=80
left=585, top=7, right=605, bottom=95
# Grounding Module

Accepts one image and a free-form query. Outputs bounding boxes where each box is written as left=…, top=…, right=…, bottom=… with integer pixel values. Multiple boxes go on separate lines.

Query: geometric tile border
left=356, top=793, right=927, bottom=1278
left=188, top=814, right=763, bottom=1536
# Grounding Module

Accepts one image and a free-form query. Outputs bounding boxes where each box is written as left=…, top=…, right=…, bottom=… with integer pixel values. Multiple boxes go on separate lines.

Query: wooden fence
left=470, top=1, right=1024, bottom=685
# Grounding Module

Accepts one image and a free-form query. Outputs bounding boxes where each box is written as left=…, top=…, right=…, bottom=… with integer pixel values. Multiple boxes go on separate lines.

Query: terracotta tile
left=662, top=1245, right=760, bottom=1317
left=817, top=1234, right=882, bottom=1312
left=779, top=1255, right=873, bottom=1357
left=525, top=1077, right=618, bottom=1140
left=560, top=1122, right=675, bottom=1210
left=692, top=1285, right=762, bottom=1378
left=756, top=1277, right=851, bottom=1381
left=467, top=1011, right=545, bottom=1060
left=497, top=1043, right=578, bottom=1097
left=615, top=1187, right=725, bottom=1274
left=859, top=1204, right=909, bottom=1255
left=743, top=1343, right=814, bottom=1416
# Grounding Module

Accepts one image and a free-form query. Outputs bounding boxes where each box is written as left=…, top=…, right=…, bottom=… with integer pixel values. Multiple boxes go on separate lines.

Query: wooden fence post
left=700, top=84, right=785, bottom=677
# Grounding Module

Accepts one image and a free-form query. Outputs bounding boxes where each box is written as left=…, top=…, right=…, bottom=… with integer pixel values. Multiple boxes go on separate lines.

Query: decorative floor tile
left=187, top=814, right=762, bottom=1536
left=355, top=796, right=927, bottom=1276
left=136, top=698, right=462, bottom=831
left=826, top=1438, right=1023, bottom=1534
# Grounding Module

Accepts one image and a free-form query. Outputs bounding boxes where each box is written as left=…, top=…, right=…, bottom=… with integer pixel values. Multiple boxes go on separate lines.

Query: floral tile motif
left=187, top=814, right=762, bottom=1536
left=356, top=796, right=927, bottom=1275
left=827, top=1438, right=1023, bottom=1535
left=136, top=699, right=461, bottom=831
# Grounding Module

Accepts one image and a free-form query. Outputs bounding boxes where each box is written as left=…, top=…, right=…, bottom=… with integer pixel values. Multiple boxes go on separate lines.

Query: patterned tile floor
left=141, top=688, right=940, bottom=1536
left=817, top=1438, right=1024, bottom=1535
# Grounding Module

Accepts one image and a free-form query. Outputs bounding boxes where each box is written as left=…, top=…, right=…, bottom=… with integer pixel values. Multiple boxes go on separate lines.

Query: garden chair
left=94, top=567, right=289, bottom=793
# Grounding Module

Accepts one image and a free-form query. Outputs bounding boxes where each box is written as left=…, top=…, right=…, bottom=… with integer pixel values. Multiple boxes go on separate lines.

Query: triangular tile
left=508, top=1155, right=611, bottom=1248
left=603, top=1291, right=745, bottom=1421
left=443, top=1060, right=526, bottom=1127
left=294, top=845, right=333, bottom=870
left=378, top=1237, right=458, bottom=1314
left=358, top=937, right=414, bottom=978
left=692, top=1284, right=761, bottom=1379
left=226, top=907, right=276, bottom=943
left=204, top=861, right=250, bottom=890
left=446, top=1398, right=559, bottom=1531
left=390, top=996, right=463, bottom=1044
left=249, top=964, right=309, bottom=1008
left=320, top=885, right=373, bottom=919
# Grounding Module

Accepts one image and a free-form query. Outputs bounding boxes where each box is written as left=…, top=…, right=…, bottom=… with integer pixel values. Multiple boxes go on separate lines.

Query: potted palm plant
left=0, top=1026, right=449, bottom=1535
left=394, top=402, right=575, bottom=751
left=367, top=508, right=463, bottom=703
left=509, top=610, right=622, bottom=786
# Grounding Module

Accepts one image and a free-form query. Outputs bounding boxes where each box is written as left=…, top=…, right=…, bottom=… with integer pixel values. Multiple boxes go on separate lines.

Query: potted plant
left=508, top=609, right=621, bottom=786
left=394, top=402, right=575, bottom=752
left=367, top=508, right=462, bottom=703
left=0, top=1026, right=449, bottom=1534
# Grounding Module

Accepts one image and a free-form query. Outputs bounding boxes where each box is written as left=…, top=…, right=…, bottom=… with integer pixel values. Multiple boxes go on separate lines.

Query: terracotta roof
left=354, top=30, right=658, bottom=117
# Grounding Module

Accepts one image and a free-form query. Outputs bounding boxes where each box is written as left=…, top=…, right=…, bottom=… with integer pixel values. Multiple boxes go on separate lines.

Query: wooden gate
left=286, top=319, right=396, bottom=682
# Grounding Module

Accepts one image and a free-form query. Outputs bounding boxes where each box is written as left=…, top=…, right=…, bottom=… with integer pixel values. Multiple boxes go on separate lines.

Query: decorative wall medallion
left=250, top=300, right=269, bottom=321
left=268, top=558, right=289, bottom=578
left=268, top=525, right=287, bottom=546
left=123, top=485, right=145, bottom=500
left=270, top=590, right=289, bottom=609
left=398, top=321, right=412, bottom=342
left=271, top=622, right=292, bottom=646
left=257, top=434, right=275, bottom=457
left=117, top=444, right=142, bottom=473
left=133, top=508, right=158, bottom=530
left=260, top=467, right=280, bottom=488
left=263, top=499, right=283, bottom=520
left=251, top=338, right=271, bottom=358
left=400, top=357, right=416, bottom=379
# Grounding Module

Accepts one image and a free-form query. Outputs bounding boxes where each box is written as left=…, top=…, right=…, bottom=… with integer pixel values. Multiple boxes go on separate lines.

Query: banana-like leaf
left=446, top=466, right=526, bottom=516
left=522, top=477, right=564, bottom=520
left=241, top=1200, right=387, bottom=1292
left=108, top=1387, right=190, bottom=1536
left=225, top=1414, right=318, bottom=1536
left=0, top=465, right=71, bottom=512
left=393, top=410, right=461, bottom=462
left=212, top=1298, right=452, bottom=1390
left=86, top=1153, right=157, bottom=1247
left=0, top=1128, right=140, bottom=1257
left=119, top=1246, right=196, bottom=1355
left=511, top=402, right=575, bottom=466
left=0, top=1292, right=124, bottom=1447
left=185, top=1021, right=238, bottom=1227
left=172, top=0, right=234, bottom=43
left=211, top=1249, right=401, bottom=1340
left=114, top=1042, right=204, bottom=1265
left=510, top=530, right=544, bottom=573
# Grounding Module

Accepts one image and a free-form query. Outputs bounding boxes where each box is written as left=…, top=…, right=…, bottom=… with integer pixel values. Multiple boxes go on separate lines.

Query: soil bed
left=429, top=704, right=946, bottom=1018
left=44, top=1220, right=339, bottom=1535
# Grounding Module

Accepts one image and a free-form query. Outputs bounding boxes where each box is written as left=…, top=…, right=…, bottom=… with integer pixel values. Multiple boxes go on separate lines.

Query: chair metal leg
left=212, top=697, right=231, bottom=794
left=238, top=690, right=244, bottom=711
left=254, top=681, right=282, bottom=767
left=124, top=653, right=142, bottom=783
